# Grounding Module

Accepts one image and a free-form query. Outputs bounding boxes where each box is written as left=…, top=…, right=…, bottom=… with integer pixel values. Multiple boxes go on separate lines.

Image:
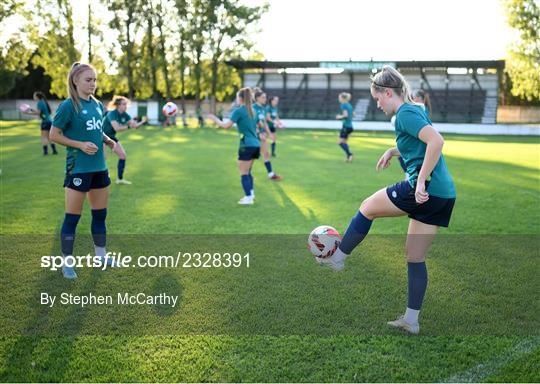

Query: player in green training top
left=253, top=90, right=282, bottom=182
left=335, top=92, right=354, bottom=162
left=320, top=66, right=456, bottom=335
left=265, top=96, right=282, bottom=157
left=49, top=63, right=117, bottom=279
left=102, top=95, right=147, bottom=185
left=21, top=91, right=58, bottom=155
left=208, top=87, right=260, bottom=205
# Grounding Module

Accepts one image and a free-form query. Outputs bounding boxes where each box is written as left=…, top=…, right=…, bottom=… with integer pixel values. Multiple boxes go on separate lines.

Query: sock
left=271, top=142, right=276, bottom=155
left=50, top=143, right=57, bottom=153
left=404, top=307, right=420, bottom=324
left=91, top=208, right=107, bottom=248
left=241, top=175, right=251, bottom=196
left=339, top=143, right=352, bottom=156
left=264, top=161, right=273, bottom=175
left=398, top=156, right=407, bottom=173
left=339, top=211, right=373, bottom=254
left=43, top=145, right=48, bottom=155
left=118, top=159, right=126, bottom=180
left=407, top=261, right=428, bottom=312
left=61, top=213, right=81, bottom=256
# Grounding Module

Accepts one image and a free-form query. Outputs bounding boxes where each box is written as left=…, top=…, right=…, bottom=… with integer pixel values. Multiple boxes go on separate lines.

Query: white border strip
left=281, top=119, right=540, bottom=136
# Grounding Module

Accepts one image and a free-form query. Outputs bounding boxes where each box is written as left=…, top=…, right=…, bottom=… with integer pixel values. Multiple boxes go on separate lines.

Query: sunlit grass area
left=1, top=120, right=539, bottom=382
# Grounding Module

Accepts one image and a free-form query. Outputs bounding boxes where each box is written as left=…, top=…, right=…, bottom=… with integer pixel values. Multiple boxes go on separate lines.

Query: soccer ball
left=162, top=102, right=178, bottom=117
left=19, top=103, right=30, bottom=113
left=307, top=225, right=341, bottom=259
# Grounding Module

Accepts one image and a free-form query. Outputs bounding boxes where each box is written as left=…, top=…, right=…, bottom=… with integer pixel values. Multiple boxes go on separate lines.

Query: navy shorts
left=64, top=170, right=111, bottom=192
left=108, top=135, right=119, bottom=143
left=41, top=121, right=52, bottom=131
left=238, top=146, right=260, bottom=161
left=339, top=127, right=353, bottom=139
left=268, top=124, right=276, bottom=133
left=386, top=180, right=455, bottom=227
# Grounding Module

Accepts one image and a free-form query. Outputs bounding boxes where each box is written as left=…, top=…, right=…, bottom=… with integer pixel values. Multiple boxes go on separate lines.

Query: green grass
left=1, top=120, right=539, bottom=382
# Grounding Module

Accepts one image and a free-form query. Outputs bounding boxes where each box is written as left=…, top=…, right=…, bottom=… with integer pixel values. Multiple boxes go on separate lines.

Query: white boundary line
left=443, top=337, right=540, bottom=383
left=281, top=119, right=540, bottom=136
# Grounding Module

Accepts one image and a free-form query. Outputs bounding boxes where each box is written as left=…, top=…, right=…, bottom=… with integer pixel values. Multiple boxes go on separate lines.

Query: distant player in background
left=208, top=87, right=260, bottom=205
left=413, top=89, right=432, bottom=118
left=102, top=95, right=147, bottom=185
left=253, top=90, right=282, bottom=182
left=321, top=66, right=456, bottom=335
left=336, top=92, right=354, bottom=162
left=266, top=96, right=282, bottom=157
left=21, top=91, right=58, bottom=155
left=49, top=63, right=117, bottom=279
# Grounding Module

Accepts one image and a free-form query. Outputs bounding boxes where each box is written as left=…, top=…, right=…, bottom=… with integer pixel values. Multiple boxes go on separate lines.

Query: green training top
left=340, top=102, right=353, bottom=128
left=253, top=103, right=267, bottom=133
left=37, top=99, right=52, bottom=123
left=230, top=105, right=260, bottom=148
left=102, top=109, right=132, bottom=140
left=53, top=97, right=107, bottom=175
left=394, top=103, right=456, bottom=198
left=266, top=105, right=278, bottom=128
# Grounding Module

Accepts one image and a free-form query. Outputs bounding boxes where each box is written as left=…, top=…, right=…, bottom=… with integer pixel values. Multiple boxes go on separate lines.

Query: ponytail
left=238, top=87, right=254, bottom=118
left=414, top=89, right=432, bottom=118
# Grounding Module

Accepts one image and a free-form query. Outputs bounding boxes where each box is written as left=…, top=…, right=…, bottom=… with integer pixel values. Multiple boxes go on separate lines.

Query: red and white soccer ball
left=307, top=225, right=341, bottom=260
left=162, top=102, right=178, bottom=117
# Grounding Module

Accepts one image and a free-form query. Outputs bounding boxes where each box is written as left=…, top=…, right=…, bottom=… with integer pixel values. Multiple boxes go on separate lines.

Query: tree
left=31, top=0, right=81, bottom=97
left=109, top=0, right=141, bottom=98
left=206, top=0, right=267, bottom=113
left=0, top=0, right=35, bottom=97
left=504, top=0, right=540, bottom=101
left=154, top=0, right=173, bottom=99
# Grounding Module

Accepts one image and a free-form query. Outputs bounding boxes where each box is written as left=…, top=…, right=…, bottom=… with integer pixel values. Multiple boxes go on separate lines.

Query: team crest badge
left=73, top=178, right=82, bottom=187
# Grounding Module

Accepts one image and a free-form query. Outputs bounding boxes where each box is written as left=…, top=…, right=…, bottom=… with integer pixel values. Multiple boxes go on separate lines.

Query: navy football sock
left=241, top=175, right=251, bottom=196
left=61, top=213, right=81, bottom=255
left=407, top=262, right=428, bottom=310
left=339, top=211, right=373, bottom=254
left=264, top=161, right=272, bottom=174
left=118, top=159, right=126, bottom=180
left=91, top=208, right=107, bottom=247
left=339, top=143, right=352, bottom=156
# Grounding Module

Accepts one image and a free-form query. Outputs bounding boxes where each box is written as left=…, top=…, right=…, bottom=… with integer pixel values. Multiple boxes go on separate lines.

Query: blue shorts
left=386, top=180, right=455, bottom=227
left=340, top=127, right=353, bottom=139
left=41, top=121, right=52, bottom=131
left=238, top=147, right=260, bottom=161
left=268, top=123, right=276, bottom=133
left=64, top=170, right=111, bottom=192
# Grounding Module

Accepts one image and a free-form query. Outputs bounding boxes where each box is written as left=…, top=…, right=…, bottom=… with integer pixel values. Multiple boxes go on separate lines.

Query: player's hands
left=376, top=149, right=393, bottom=171
left=415, top=179, right=429, bottom=204
left=79, top=141, right=98, bottom=155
